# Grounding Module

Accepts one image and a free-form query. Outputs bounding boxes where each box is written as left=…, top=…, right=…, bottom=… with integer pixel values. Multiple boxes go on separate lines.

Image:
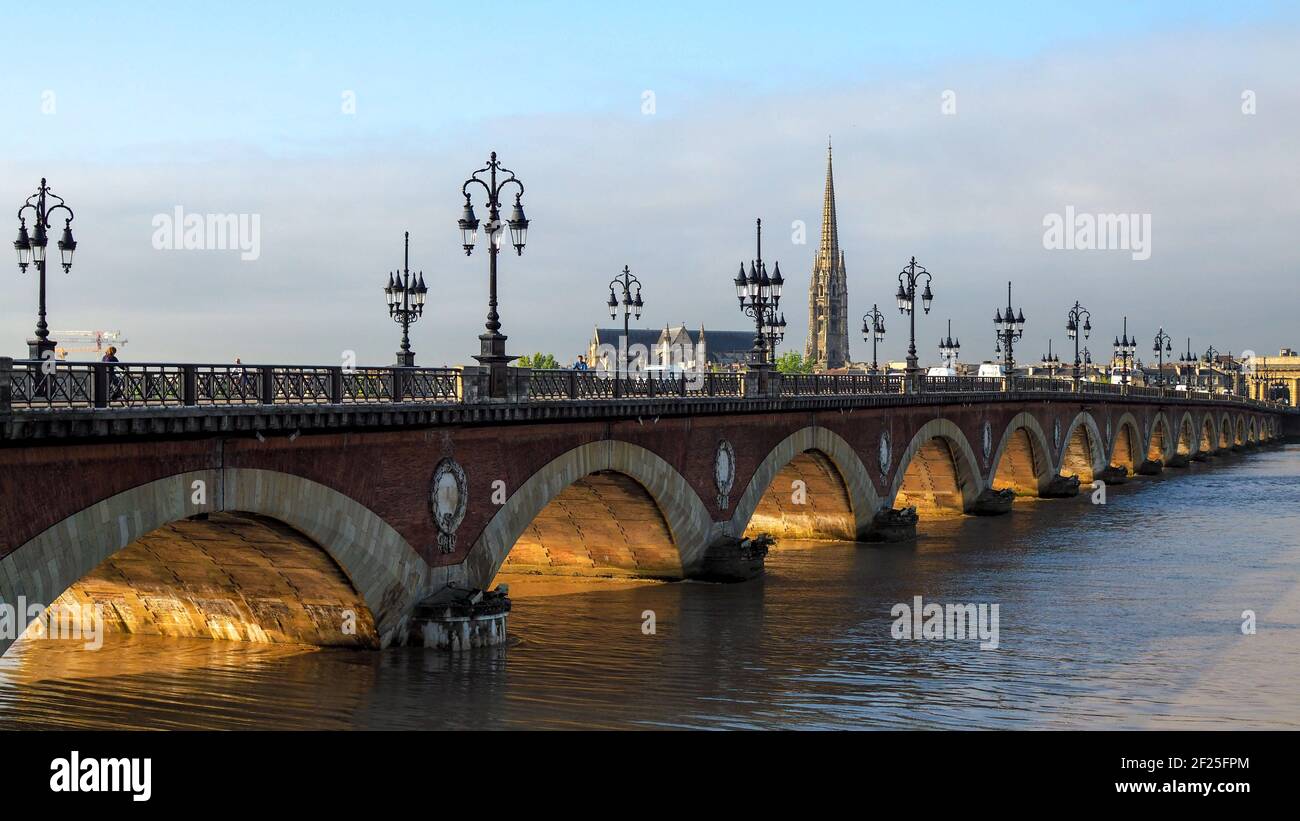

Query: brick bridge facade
left=0, top=378, right=1287, bottom=654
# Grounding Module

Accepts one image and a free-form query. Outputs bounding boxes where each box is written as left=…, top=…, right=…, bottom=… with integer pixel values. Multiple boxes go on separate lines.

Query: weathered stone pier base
left=1165, top=453, right=1190, bottom=468
left=863, top=507, right=919, bottom=542
left=695, top=534, right=769, bottom=582
left=407, top=584, right=511, bottom=651
left=1095, top=465, right=1129, bottom=484
left=1136, top=458, right=1164, bottom=476
left=970, top=487, right=1015, bottom=516
left=1041, top=474, right=1081, bottom=498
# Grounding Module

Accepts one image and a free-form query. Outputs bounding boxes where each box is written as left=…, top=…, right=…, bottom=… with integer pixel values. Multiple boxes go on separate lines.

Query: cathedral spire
left=806, top=138, right=849, bottom=370
left=819, top=140, right=839, bottom=269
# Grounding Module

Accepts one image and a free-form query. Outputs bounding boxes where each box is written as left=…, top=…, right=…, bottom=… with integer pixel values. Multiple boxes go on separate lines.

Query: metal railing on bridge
left=0, top=358, right=1286, bottom=412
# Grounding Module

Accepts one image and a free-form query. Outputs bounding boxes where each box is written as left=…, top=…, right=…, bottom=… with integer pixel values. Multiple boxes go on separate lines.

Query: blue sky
left=2, top=2, right=1298, bottom=364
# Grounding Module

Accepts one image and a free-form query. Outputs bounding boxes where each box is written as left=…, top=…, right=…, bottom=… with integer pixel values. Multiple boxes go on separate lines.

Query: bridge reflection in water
left=2, top=445, right=1297, bottom=729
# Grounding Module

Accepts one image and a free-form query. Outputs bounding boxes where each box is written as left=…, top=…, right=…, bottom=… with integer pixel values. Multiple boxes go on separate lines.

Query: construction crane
left=53, top=330, right=128, bottom=360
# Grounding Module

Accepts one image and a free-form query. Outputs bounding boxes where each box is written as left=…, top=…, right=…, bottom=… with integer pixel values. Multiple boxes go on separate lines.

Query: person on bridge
left=573, top=355, right=589, bottom=370
left=101, top=346, right=123, bottom=401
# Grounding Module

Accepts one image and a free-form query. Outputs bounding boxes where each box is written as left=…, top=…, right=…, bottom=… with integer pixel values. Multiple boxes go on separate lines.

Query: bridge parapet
left=0, top=358, right=1289, bottom=441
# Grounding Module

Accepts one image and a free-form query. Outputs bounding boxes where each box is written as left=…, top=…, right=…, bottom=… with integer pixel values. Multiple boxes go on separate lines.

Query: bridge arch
left=1219, top=412, right=1233, bottom=449
left=887, top=419, right=983, bottom=516
left=1175, top=411, right=1197, bottom=457
left=464, top=439, right=714, bottom=587
left=1199, top=413, right=1217, bottom=453
left=733, top=426, right=880, bottom=543
left=1057, top=411, right=1106, bottom=484
left=1108, top=412, right=1143, bottom=474
left=1247, top=417, right=1258, bottom=443
left=0, top=468, right=431, bottom=656
left=1234, top=415, right=1247, bottom=445
left=1146, top=412, right=1173, bottom=462
left=988, top=412, right=1054, bottom=496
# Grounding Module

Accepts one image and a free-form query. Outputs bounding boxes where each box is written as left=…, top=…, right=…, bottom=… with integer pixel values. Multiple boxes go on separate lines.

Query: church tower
left=805, top=140, right=849, bottom=370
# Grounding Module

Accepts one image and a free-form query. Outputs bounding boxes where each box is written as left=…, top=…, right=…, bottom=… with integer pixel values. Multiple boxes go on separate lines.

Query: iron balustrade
left=0, top=359, right=1285, bottom=412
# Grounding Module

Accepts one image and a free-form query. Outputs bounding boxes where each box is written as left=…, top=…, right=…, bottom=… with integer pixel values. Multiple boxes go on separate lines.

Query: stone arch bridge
left=0, top=359, right=1291, bottom=653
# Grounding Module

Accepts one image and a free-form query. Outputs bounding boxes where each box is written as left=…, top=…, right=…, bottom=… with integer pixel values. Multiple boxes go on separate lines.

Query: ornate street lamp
left=861, top=304, right=886, bottom=373
left=14, top=178, right=77, bottom=360
left=1152, top=327, right=1172, bottom=388
left=458, top=152, right=528, bottom=394
left=384, top=231, right=427, bottom=367
left=606, top=264, right=644, bottom=387
left=938, top=319, right=960, bottom=369
left=1178, top=338, right=1198, bottom=389
left=765, top=311, right=787, bottom=359
left=993, top=281, right=1025, bottom=374
left=1113, top=316, right=1137, bottom=386
left=895, top=256, right=933, bottom=382
left=1200, top=345, right=1221, bottom=392
left=1041, top=339, right=1060, bottom=377
left=1065, top=300, right=1092, bottom=385
left=734, top=218, right=782, bottom=370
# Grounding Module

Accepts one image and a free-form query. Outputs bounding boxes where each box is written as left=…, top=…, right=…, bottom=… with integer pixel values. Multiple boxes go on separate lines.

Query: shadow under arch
left=1175, top=411, right=1197, bottom=456
left=731, top=425, right=881, bottom=543
left=1199, top=413, right=1217, bottom=453
left=1058, top=411, right=1106, bottom=484
left=1146, top=412, right=1173, bottom=462
left=988, top=412, right=1054, bottom=496
left=887, top=418, right=983, bottom=516
left=1219, top=412, right=1233, bottom=449
left=1109, top=412, right=1143, bottom=474
left=0, top=468, right=430, bottom=656
left=464, top=440, right=715, bottom=587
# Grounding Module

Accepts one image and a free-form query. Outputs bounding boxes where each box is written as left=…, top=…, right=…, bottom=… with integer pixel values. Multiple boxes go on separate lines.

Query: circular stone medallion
left=430, top=457, right=468, bottom=554
left=714, top=440, right=736, bottom=509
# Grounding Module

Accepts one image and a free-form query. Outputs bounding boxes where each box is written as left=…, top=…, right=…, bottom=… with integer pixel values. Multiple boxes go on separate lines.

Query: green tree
left=515, top=352, right=560, bottom=369
left=776, top=352, right=812, bottom=374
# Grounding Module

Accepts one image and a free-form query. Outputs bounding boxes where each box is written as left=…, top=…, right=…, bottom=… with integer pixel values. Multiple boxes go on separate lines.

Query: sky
left=1, top=1, right=1298, bottom=366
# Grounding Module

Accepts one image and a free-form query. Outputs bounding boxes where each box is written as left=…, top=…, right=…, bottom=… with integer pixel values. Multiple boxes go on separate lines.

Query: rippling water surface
left=3, top=446, right=1298, bottom=730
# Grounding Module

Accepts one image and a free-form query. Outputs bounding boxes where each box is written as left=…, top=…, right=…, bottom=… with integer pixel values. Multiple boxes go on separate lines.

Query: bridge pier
left=970, top=487, right=1015, bottom=516
left=1094, top=465, right=1129, bottom=484
left=1165, top=453, right=1190, bottom=468
left=1136, top=458, right=1164, bottom=476
left=1041, top=474, right=1082, bottom=498
left=406, top=584, right=512, bottom=651
left=694, top=535, right=770, bottom=582
left=861, top=507, right=919, bottom=542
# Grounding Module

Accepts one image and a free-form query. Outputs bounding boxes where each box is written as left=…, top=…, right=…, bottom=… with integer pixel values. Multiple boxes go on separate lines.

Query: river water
left=2, top=445, right=1297, bottom=730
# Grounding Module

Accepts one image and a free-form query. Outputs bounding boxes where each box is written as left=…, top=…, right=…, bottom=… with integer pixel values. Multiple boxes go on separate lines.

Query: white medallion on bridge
left=714, top=439, right=736, bottom=510
left=1105, top=419, right=1113, bottom=446
left=430, top=457, right=469, bottom=554
left=981, top=421, right=993, bottom=466
left=1053, top=418, right=1062, bottom=450
left=878, top=430, right=892, bottom=477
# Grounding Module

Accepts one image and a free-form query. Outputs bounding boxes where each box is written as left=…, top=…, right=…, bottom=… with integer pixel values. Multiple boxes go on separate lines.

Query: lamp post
left=1065, top=300, right=1092, bottom=386
left=861, top=304, right=886, bottom=373
left=765, top=312, right=787, bottom=361
left=458, top=152, right=529, bottom=396
left=1113, top=316, right=1136, bottom=386
left=1152, top=327, right=1172, bottom=388
left=1179, top=338, right=1197, bottom=389
left=733, top=218, right=782, bottom=370
left=993, top=281, right=1025, bottom=375
left=1201, top=345, right=1221, bottom=393
left=606, top=264, right=644, bottom=389
left=895, top=256, right=933, bottom=387
left=1041, top=339, right=1060, bottom=377
left=938, top=319, right=960, bottom=369
left=13, top=178, right=77, bottom=360
left=384, top=232, right=427, bottom=367
left=1081, top=346, right=1094, bottom=381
